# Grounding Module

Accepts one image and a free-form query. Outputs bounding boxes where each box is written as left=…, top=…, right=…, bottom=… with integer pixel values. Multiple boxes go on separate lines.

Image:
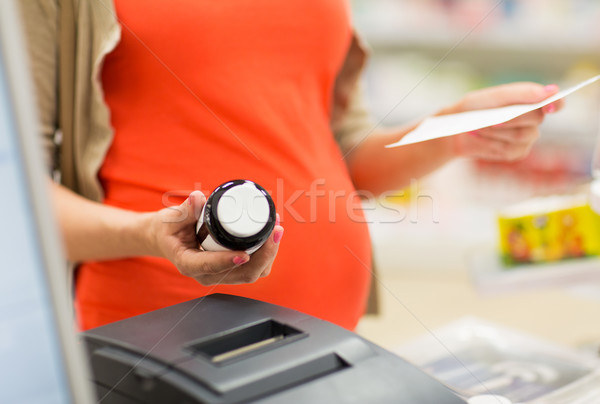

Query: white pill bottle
left=196, top=180, right=276, bottom=254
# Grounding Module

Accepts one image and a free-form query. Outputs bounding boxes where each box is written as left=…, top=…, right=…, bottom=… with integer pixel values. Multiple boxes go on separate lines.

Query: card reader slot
left=186, top=319, right=305, bottom=365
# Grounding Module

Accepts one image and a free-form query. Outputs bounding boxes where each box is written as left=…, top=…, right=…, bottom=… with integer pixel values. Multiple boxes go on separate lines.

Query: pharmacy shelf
left=367, top=36, right=600, bottom=78
left=365, top=28, right=600, bottom=52
left=352, top=1, right=600, bottom=79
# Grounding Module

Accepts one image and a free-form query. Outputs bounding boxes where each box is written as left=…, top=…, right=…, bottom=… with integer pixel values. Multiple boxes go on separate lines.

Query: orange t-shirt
left=76, top=0, right=372, bottom=330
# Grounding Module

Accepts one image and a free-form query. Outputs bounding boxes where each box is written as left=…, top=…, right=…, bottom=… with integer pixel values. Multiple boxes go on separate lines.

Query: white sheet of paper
left=385, top=75, right=600, bottom=148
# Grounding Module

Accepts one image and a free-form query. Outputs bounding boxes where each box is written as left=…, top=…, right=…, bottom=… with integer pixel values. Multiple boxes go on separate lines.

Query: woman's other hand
left=149, top=191, right=283, bottom=286
left=448, top=82, right=564, bottom=161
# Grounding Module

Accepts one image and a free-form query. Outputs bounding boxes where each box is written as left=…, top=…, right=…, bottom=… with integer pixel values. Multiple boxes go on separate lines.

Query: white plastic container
left=196, top=180, right=276, bottom=254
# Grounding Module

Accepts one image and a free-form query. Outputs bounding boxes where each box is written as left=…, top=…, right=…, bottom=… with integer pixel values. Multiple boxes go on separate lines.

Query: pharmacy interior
left=352, top=0, right=600, bottom=402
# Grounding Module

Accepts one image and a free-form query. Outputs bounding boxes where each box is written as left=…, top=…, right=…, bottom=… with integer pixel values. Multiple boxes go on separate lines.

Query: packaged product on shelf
left=497, top=194, right=600, bottom=266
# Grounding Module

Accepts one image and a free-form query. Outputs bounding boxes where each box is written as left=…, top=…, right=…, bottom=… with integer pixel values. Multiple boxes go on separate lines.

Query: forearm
left=50, top=183, right=283, bottom=285
left=51, top=181, right=156, bottom=262
left=346, top=125, right=457, bottom=196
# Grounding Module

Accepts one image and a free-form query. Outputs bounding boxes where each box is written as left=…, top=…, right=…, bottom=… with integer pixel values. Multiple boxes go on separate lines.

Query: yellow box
left=498, top=195, right=600, bottom=266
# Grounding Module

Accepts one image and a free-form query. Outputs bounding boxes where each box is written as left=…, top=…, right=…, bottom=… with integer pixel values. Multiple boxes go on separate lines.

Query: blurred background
left=352, top=0, right=600, bottom=355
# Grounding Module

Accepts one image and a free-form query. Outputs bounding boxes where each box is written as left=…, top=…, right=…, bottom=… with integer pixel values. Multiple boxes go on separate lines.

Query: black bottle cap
left=198, top=180, right=276, bottom=251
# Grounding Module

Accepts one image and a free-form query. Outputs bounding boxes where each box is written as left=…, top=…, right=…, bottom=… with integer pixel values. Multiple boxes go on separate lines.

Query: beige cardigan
left=20, top=0, right=373, bottom=202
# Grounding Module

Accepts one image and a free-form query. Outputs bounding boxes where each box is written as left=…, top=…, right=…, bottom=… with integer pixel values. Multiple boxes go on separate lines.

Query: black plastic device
left=82, top=294, right=466, bottom=403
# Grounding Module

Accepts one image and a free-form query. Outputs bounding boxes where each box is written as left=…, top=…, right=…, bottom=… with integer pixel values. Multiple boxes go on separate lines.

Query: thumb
left=461, top=82, right=559, bottom=110
left=179, top=190, right=206, bottom=225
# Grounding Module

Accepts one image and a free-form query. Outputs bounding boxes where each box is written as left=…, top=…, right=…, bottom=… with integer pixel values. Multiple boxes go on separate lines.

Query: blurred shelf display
left=496, top=194, right=600, bottom=266
left=352, top=0, right=600, bottom=149
left=355, top=1, right=600, bottom=292
left=355, top=2, right=600, bottom=364
left=351, top=0, right=600, bottom=56
left=469, top=144, right=594, bottom=206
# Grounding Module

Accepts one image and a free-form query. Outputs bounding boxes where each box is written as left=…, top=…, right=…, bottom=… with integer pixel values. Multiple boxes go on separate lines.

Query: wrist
left=134, top=211, right=162, bottom=258
left=434, top=102, right=468, bottom=159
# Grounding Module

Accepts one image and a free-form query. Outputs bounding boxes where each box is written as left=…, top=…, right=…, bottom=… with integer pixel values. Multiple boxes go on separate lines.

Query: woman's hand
left=447, top=82, right=564, bottom=161
left=148, top=191, right=283, bottom=286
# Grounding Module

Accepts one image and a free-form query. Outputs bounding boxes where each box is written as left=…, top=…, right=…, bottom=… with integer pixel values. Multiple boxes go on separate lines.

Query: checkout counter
left=82, top=294, right=467, bottom=403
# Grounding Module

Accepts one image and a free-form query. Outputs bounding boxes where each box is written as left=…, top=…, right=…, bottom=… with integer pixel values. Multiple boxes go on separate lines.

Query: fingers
left=457, top=129, right=538, bottom=162
left=177, top=224, right=284, bottom=286
left=477, top=125, right=540, bottom=145
left=257, top=214, right=282, bottom=278
left=461, top=82, right=561, bottom=111
left=497, top=108, right=545, bottom=129
left=254, top=225, right=284, bottom=277
left=451, top=81, right=565, bottom=163
left=209, top=225, right=283, bottom=284
left=228, top=225, right=283, bottom=281
left=161, top=191, right=283, bottom=286
left=542, top=98, right=565, bottom=114
left=176, top=248, right=250, bottom=277
left=472, top=109, right=543, bottom=160
left=467, top=98, right=552, bottom=160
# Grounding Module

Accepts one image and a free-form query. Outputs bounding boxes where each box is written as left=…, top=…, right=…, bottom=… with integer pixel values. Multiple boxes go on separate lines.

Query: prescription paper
left=386, top=75, right=600, bottom=148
